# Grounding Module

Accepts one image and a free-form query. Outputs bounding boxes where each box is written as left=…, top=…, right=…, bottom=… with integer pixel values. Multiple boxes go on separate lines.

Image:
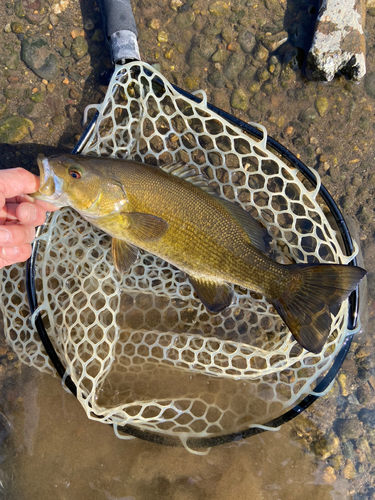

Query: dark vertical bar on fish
left=99, top=0, right=141, bottom=64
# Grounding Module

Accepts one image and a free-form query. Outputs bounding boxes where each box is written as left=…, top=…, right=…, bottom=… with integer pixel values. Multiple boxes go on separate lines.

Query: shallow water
left=1, top=0, right=375, bottom=498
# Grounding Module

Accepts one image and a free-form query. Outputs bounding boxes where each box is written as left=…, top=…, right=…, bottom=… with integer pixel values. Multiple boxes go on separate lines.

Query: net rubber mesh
left=0, top=62, right=357, bottom=452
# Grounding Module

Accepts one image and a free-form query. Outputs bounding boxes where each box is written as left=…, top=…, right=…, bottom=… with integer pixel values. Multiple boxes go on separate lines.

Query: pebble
left=52, top=114, right=64, bottom=125
left=70, top=29, right=84, bottom=39
left=84, top=19, right=95, bottom=31
left=170, top=0, right=183, bottom=11
left=238, top=29, right=255, bottom=54
left=335, top=418, right=363, bottom=440
left=224, top=52, right=246, bottom=81
left=176, top=11, right=195, bottom=30
left=364, top=71, right=375, bottom=99
left=47, top=83, right=55, bottom=93
left=231, top=88, right=248, bottom=110
left=11, top=22, right=25, bottom=34
left=92, top=29, right=104, bottom=42
left=358, top=408, right=375, bottom=427
left=208, top=71, right=225, bottom=88
left=148, top=19, right=160, bottom=30
left=315, top=96, right=329, bottom=117
left=323, top=466, right=336, bottom=484
left=0, top=116, right=34, bottom=143
left=299, top=107, right=317, bottom=123
left=253, top=44, right=269, bottom=63
left=14, top=1, right=25, bottom=18
left=71, top=36, right=88, bottom=60
left=337, top=373, right=350, bottom=396
left=211, top=49, right=227, bottom=63
left=49, top=14, right=59, bottom=26
left=21, top=37, right=59, bottom=80
left=209, top=1, right=229, bottom=16
left=343, top=459, right=356, bottom=480
left=157, top=31, right=168, bottom=43
left=4, top=24, right=11, bottom=33
left=30, top=92, right=45, bottom=103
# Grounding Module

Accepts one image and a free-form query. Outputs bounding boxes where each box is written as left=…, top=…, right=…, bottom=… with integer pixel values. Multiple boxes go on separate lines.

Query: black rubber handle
left=99, top=0, right=140, bottom=64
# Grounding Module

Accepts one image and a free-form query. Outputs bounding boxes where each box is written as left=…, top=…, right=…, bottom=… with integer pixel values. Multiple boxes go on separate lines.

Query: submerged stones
left=21, top=37, right=59, bottom=80
left=0, top=115, right=34, bottom=143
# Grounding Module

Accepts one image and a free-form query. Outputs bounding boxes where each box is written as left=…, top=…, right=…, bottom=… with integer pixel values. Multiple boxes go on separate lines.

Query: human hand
left=0, top=167, right=59, bottom=269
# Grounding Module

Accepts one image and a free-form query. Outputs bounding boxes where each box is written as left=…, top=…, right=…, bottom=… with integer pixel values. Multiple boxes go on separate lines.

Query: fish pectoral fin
left=188, top=275, right=233, bottom=313
left=124, top=212, right=169, bottom=241
left=112, top=238, right=139, bottom=274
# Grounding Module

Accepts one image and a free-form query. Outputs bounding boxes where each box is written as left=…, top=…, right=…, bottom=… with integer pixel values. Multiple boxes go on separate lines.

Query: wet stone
left=364, top=71, right=375, bottom=99
left=11, top=22, right=25, bottom=34
left=358, top=408, right=375, bottom=427
left=211, top=49, right=227, bottom=63
left=21, top=37, right=59, bottom=80
left=188, top=36, right=216, bottom=68
left=30, top=91, right=45, bottom=103
left=343, top=459, right=356, bottom=480
left=223, top=52, right=246, bottom=81
left=322, top=466, right=336, bottom=484
left=49, top=14, right=59, bottom=26
left=231, top=89, right=248, bottom=110
left=238, top=29, right=255, bottom=54
left=84, top=18, right=95, bottom=30
left=14, top=1, right=25, bottom=18
left=299, top=107, right=317, bottom=123
left=91, top=29, right=104, bottom=42
left=4, top=50, right=20, bottom=70
left=71, top=36, right=88, bottom=60
left=176, top=11, right=195, bottom=30
left=0, top=115, right=34, bottom=143
left=335, top=418, right=363, bottom=440
left=208, top=71, right=225, bottom=88
left=209, top=1, right=229, bottom=16
left=52, top=114, right=64, bottom=125
left=342, top=440, right=355, bottom=460
left=253, top=44, right=269, bottom=62
left=315, top=96, right=329, bottom=117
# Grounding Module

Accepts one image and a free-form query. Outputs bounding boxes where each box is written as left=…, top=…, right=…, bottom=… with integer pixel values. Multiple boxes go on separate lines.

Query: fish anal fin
left=112, top=238, right=139, bottom=274
left=272, top=263, right=367, bottom=354
left=218, top=198, right=271, bottom=252
left=124, top=212, right=169, bottom=241
left=188, top=275, right=233, bottom=313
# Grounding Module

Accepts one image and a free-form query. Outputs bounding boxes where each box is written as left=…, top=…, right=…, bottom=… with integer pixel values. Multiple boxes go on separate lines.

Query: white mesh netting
left=0, top=62, right=358, bottom=450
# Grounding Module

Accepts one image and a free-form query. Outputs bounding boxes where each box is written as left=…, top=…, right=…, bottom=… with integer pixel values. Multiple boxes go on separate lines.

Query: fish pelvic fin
left=112, top=238, right=139, bottom=274
left=271, top=263, right=366, bottom=354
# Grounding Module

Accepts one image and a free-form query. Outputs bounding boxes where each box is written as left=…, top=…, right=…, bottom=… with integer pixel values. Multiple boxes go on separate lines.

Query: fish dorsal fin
left=112, top=238, right=139, bottom=274
left=161, top=161, right=217, bottom=195
left=218, top=198, right=271, bottom=253
left=188, top=275, right=233, bottom=313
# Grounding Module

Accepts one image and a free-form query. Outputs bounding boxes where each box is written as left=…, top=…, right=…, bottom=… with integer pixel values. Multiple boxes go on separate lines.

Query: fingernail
left=0, top=229, right=11, bottom=244
left=3, top=246, right=19, bottom=257
left=26, top=205, right=38, bottom=222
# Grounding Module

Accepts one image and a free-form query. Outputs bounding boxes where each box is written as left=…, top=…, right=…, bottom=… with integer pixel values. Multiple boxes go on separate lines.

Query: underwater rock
left=364, top=71, right=375, bottom=99
left=335, top=418, right=363, bottom=440
left=315, top=96, right=329, bottom=117
left=176, top=11, right=195, bottom=30
left=237, top=29, right=255, bottom=54
left=71, top=36, right=88, bottom=60
left=307, top=0, right=366, bottom=81
left=188, top=36, right=216, bottom=68
left=209, top=1, right=229, bottom=16
left=0, top=115, right=34, bottom=143
left=230, top=89, right=248, bottom=110
left=21, top=37, right=59, bottom=80
left=223, top=52, right=246, bottom=81
left=358, top=408, right=375, bottom=426
left=343, top=459, right=356, bottom=480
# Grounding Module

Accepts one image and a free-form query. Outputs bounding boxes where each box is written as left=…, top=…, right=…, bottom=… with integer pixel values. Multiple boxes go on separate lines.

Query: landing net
left=0, top=62, right=358, bottom=451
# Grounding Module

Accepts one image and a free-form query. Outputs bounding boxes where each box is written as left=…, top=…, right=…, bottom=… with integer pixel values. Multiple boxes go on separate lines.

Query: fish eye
left=69, top=169, right=82, bottom=179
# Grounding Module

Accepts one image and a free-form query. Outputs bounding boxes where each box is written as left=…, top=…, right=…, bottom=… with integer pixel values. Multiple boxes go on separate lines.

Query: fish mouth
left=33, top=154, right=64, bottom=203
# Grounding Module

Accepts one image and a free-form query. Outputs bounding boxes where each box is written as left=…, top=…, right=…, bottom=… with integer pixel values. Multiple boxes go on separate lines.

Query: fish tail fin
left=271, top=264, right=366, bottom=354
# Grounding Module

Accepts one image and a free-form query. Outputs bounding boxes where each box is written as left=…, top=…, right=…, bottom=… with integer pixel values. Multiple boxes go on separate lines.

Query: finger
left=16, top=202, right=51, bottom=226
left=0, top=168, right=40, bottom=199
left=0, top=224, right=35, bottom=246
left=0, top=243, right=32, bottom=267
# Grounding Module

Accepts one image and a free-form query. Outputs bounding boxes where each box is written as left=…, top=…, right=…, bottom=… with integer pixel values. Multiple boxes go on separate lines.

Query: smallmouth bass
left=33, top=154, right=366, bottom=354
